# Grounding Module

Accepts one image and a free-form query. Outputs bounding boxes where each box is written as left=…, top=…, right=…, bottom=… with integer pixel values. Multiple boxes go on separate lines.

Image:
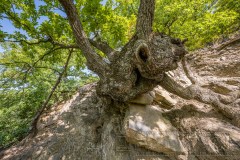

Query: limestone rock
left=1, top=83, right=240, bottom=160
left=0, top=84, right=170, bottom=160
left=128, top=91, right=155, bottom=105
left=154, top=86, right=177, bottom=108
left=124, top=104, right=186, bottom=155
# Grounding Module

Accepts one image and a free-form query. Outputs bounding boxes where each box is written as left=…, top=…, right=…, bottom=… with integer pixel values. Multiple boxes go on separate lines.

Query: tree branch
left=0, top=6, right=33, bottom=32
left=29, top=49, right=73, bottom=136
left=159, top=73, right=192, bottom=100
left=21, top=46, right=71, bottom=82
left=1, top=38, right=80, bottom=49
left=1, top=39, right=50, bottom=45
left=88, top=38, right=115, bottom=60
left=2, top=37, right=114, bottom=61
left=136, top=0, right=155, bottom=39
left=58, top=0, right=109, bottom=77
left=34, top=66, right=62, bottom=75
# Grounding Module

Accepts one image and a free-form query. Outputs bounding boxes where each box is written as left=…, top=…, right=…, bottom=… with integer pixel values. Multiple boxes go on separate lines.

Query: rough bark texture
left=0, top=37, right=240, bottom=160
left=96, top=33, right=187, bottom=102
left=58, top=0, right=109, bottom=77
left=136, top=0, right=155, bottom=39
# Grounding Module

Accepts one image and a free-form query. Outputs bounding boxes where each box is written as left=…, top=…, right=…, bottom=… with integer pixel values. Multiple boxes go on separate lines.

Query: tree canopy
left=0, top=0, right=239, bottom=147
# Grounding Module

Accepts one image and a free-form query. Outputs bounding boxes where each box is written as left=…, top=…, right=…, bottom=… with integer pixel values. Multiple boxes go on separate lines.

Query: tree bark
left=58, top=0, right=187, bottom=102
left=136, top=0, right=155, bottom=39
left=88, top=38, right=115, bottom=60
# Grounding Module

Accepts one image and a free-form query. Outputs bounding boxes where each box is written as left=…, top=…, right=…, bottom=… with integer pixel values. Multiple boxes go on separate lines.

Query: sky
left=0, top=0, right=108, bottom=52
left=0, top=0, right=46, bottom=52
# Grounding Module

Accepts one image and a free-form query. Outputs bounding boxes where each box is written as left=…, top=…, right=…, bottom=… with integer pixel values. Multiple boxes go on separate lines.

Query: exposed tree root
left=215, top=35, right=240, bottom=51
left=160, top=72, right=240, bottom=128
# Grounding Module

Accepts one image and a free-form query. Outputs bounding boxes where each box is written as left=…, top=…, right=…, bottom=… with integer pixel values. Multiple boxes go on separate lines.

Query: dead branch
left=29, top=49, right=73, bottom=136
left=160, top=73, right=240, bottom=127
left=181, top=57, right=198, bottom=84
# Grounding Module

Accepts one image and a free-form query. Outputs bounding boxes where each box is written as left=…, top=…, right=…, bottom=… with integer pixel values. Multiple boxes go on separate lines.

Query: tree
left=0, top=0, right=240, bottom=159
left=0, top=0, right=239, bottom=149
left=58, top=0, right=240, bottom=126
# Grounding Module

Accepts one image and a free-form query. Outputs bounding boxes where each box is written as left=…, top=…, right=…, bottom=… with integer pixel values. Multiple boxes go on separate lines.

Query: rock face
left=0, top=84, right=172, bottom=160
left=124, top=104, right=185, bottom=155
left=0, top=37, right=240, bottom=160
left=128, top=91, right=155, bottom=105
left=154, top=86, right=177, bottom=108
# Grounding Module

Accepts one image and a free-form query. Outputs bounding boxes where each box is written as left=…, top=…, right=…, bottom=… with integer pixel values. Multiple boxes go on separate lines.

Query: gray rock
left=124, top=104, right=186, bottom=155
left=154, top=86, right=177, bottom=108
left=128, top=91, right=155, bottom=105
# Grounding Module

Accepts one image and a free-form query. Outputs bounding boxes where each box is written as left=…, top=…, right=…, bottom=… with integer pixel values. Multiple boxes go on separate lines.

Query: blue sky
left=0, top=0, right=107, bottom=52
left=0, top=0, right=46, bottom=52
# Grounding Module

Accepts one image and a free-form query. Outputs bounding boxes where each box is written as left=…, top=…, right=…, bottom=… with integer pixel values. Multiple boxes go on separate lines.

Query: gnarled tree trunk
left=58, top=0, right=187, bottom=102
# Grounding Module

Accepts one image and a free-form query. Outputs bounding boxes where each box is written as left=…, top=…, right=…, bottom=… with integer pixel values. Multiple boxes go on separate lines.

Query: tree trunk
left=1, top=37, right=240, bottom=160
left=55, top=0, right=186, bottom=102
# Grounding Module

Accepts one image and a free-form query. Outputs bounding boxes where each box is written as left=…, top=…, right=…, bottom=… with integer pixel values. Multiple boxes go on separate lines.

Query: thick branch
left=58, top=0, right=109, bottom=77
left=136, top=0, right=155, bottom=39
left=159, top=73, right=192, bottom=100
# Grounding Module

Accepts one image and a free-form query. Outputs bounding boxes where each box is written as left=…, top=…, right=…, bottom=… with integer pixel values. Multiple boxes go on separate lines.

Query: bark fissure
left=58, top=0, right=188, bottom=102
left=56, top=1, right=240, bottom=130
left=1, top=0, right=240, bottom=159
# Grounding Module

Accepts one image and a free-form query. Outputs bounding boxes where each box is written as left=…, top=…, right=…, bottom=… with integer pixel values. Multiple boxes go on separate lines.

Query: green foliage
left=0, top=0, right=239, bottom=147
left=0, top=43, right=97, bottom=147
left=154, top=0, right=240, bottom=50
